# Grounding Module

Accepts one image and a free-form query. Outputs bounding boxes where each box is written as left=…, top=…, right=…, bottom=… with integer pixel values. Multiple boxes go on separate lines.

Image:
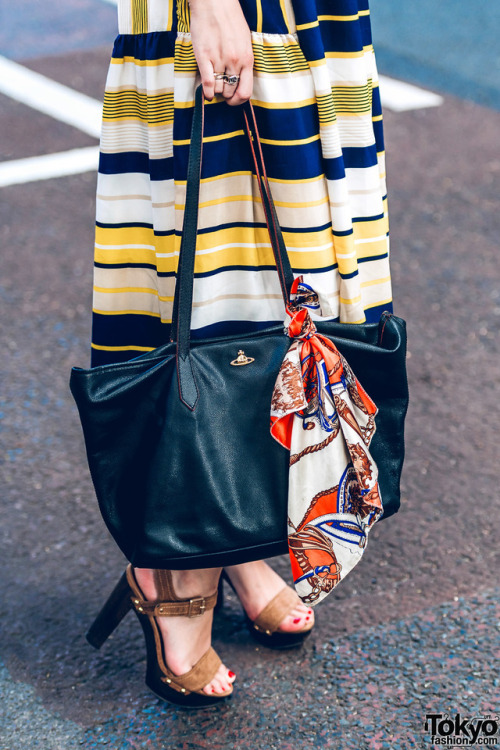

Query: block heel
left=86, top=570, right=133, bottom=649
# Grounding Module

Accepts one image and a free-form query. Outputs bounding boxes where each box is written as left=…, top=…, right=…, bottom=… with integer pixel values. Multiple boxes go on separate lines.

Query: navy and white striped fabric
left=91, top=0, right=392, bottom=366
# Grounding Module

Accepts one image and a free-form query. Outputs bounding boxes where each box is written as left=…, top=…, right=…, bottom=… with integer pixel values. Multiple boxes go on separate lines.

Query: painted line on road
left=0, top=57, right=443, bottom=187
left=0, top=148, right=99, bottom=187
left=0, top=56, right=102, bottom=138
left=379, top=75, right=443, bottom=112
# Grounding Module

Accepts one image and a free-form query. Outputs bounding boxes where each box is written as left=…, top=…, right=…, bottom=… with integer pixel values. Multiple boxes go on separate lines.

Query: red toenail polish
left=228, top=671, right=235, bottom=678
left=293, top=618, right=301, bottom=623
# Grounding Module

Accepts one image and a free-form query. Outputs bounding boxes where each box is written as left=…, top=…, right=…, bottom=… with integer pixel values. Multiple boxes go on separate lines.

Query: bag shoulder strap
left=171, top=85, right=294, bottom=352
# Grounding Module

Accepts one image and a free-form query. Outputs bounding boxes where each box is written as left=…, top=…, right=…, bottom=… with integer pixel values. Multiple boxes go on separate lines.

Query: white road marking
left=0, top=147, right=99, bottom=187
left=0, top=55, right=443, bottom=186
left=0, top=56, right=102, bottom=138
left=379, top=75, right=443, bottom=112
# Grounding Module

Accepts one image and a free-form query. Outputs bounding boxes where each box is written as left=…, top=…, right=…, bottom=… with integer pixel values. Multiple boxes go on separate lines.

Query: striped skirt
left=91, top=0, right=392, bottom=366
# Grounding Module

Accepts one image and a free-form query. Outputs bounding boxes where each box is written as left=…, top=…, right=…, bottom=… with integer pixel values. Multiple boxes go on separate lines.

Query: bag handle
left=240, top=102, right=295, bottom=303
left=171, top=85, right=294, bottom=340
left=173, top=85, right=294, bottom=409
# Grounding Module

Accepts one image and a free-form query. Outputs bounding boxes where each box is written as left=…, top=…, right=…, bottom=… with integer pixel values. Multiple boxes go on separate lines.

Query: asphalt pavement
left=1, top=2, right=500, bottom=749
left=370, top=0, right=500, bottom=110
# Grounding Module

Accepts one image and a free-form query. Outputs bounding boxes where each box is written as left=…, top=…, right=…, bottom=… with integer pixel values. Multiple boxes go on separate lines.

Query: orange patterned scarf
left=270, top=276, right=383, bottom=605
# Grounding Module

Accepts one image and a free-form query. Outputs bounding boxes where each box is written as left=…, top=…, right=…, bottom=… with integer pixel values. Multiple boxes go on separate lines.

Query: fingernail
left=293, top=617, right=301, bottom=623
left=308, top=609, right=313, bottom=614
left=306, top=616, right=310, bottom=621
left=211, top=688, right=215, bottom=692
left=228, top=670, right=235, bottom=678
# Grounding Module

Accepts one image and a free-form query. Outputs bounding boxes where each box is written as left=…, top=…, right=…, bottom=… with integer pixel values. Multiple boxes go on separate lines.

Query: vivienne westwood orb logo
left=230, top=350, right=255, bottom=366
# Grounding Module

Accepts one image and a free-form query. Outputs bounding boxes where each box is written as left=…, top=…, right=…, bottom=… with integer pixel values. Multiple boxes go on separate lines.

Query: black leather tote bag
left=70, top=86, right=409, bottom=570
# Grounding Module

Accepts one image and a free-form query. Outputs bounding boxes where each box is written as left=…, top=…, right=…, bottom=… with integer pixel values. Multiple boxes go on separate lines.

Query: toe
left=212, top=677, right=229, bottom=695
left=204, top=664, right=234, bottom=695
left=279, top=614, right=306, bottom=631
left=294, top=602, right=315, bottom=622
left=278, top=603, right=315, bottom=632
left=216, top=663, right=234, bottom=692
left=203, top=675, right=223, bottom=695
left=295, top=602, right=313, bottom=616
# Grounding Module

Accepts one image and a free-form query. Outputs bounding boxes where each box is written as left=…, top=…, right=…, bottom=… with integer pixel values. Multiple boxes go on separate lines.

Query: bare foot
left=224, top=560, right=314, bottom=632
left=133, top=567, right=236, bottom=696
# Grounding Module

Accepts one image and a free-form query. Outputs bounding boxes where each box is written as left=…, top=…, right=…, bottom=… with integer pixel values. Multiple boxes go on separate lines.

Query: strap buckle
left=188, top=596, right=206, bottom=617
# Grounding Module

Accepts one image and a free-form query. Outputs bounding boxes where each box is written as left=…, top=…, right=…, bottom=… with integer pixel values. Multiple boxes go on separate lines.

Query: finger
left=213, top=69, right=225, bottom=96
left=198, top=58, right=216, bottom=101
left=221, top=72, right=240, bottom=100
left=226, top=65, right=253, bottom=106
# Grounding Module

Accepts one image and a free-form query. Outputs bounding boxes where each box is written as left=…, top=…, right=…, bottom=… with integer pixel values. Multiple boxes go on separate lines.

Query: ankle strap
left=131, top=591, right=218, bottom=618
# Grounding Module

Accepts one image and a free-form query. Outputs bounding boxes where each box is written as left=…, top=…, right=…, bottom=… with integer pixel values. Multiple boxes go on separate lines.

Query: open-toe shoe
left=216, top=569, right=314, bottom=650
left=86, top=565, right=233, bottom=708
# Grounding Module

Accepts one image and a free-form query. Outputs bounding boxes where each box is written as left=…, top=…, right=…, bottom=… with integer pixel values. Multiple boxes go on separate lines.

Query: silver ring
left=213, top=73, right=226, bottom=80
left=223, top=74, right=240, bottom=86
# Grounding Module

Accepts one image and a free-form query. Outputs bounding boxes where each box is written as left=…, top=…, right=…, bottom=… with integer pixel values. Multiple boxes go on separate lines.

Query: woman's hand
left=188, top=0, right=254, bottom=106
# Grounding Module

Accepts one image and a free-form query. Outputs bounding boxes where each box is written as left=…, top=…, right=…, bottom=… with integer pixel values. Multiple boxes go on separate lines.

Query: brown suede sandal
left=86, top=565, right=233, bottom=708
left=217, top=570, right=314, bottom=650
